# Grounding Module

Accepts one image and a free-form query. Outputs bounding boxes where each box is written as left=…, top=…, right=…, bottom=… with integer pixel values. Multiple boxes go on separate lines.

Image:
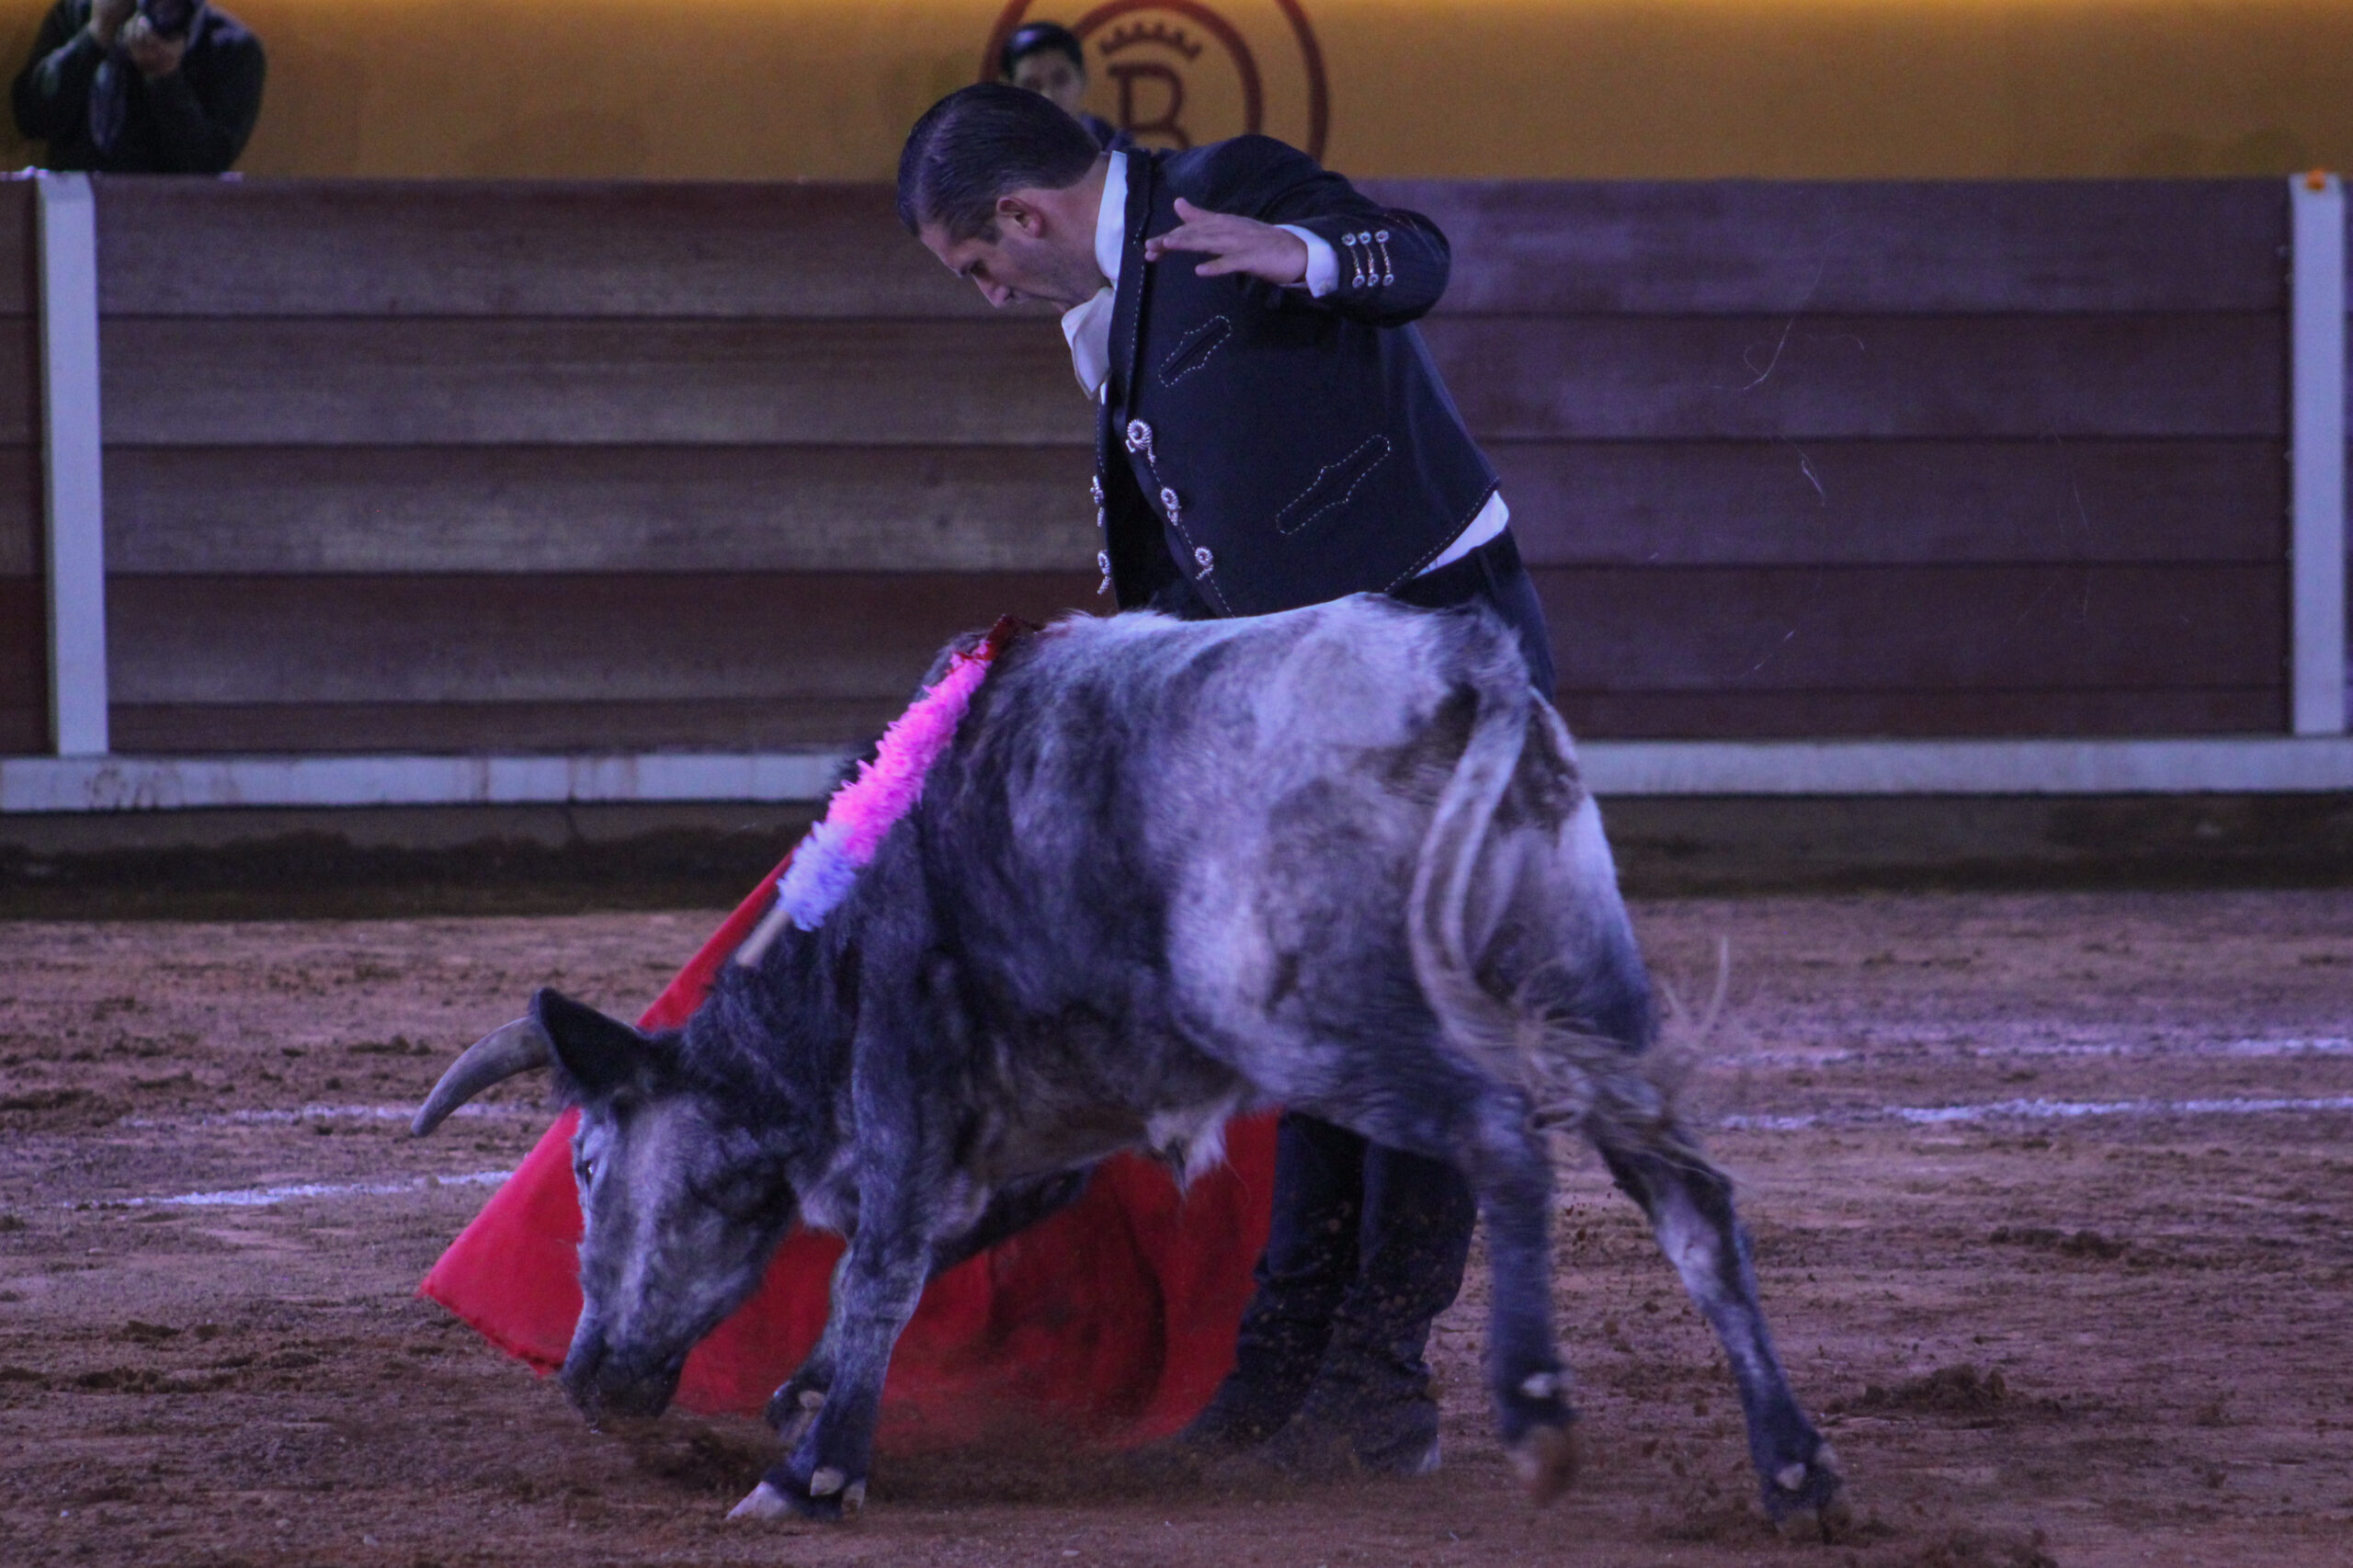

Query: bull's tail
left=1407, top=665, right=1678, bottom=1154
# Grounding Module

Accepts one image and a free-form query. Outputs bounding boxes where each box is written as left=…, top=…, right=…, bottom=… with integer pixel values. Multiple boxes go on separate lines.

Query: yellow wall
left=4, top=0, right=2348, bottom=179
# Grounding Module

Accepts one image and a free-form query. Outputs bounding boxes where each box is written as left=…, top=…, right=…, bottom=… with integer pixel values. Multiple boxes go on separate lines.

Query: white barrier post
left=2290, top=171, right=2347, bottom=737
left=36, top=173, right=108, bottom=756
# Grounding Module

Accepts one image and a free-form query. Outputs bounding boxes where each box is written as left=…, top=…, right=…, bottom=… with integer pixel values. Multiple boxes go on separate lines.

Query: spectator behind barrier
left=999, top=21, right=1130, bottom=153
left=13, top=0, right=264, bottom=173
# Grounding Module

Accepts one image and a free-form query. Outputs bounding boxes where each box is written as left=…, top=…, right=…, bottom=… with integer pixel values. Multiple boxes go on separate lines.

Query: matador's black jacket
left=1094, top=136, right=1497, bottom=618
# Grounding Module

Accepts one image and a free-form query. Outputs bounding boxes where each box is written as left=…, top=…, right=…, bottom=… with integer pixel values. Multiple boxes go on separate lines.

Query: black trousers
left=1391, top=527, right=1556, bottom=696
left=1218, top=528, right=1559, bottom=1424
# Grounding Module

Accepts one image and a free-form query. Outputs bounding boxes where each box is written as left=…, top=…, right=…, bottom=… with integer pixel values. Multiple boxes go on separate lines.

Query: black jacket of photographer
left=13, top=0, right=265, bottom=174
left=1096, top=136, right=1495, bottom=619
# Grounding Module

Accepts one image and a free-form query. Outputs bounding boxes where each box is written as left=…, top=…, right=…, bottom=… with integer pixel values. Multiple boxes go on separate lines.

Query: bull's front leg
left=1593, top=1125, right=1847, bottom=1539
left=760, top=1170, right=1089, bottom=1438
left=732, top=1200, right=933, bottom=1522
left=763, top=1249, right=855, bottom=1442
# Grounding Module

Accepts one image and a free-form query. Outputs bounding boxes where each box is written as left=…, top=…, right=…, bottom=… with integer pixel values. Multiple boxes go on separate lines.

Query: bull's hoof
left=727, top=1469, right=867, bottom=1524
left=1506, top=1422, right=1579, bottom=1506
left=727, top=1481, right=797, bottom=1521
left=1762, top=1444, right=1850, bottom=1543
left=1770, top=1494, right=1854, bottom=1546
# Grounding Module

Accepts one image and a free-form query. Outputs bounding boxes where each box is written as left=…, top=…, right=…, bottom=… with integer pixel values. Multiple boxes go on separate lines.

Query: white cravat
left=1067, top=150, right=1506, bottom=574
left=1061, top=288, right=1117, bottom=400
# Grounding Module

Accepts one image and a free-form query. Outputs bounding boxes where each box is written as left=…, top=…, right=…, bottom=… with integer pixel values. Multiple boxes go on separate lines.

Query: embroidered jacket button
left=1193, top=546, right=1214, bottom=573
left=1097, top=549, right=1112, bottom=597
left=1159, top=485, right=1181, bottom=519
left=1089, top=474, right=1104, bottom=506
left=1124, top=419, right=1154, bottom=454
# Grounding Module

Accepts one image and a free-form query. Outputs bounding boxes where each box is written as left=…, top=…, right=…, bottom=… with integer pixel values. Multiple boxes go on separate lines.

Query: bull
left=412, top=596, right=1846, bottom=1532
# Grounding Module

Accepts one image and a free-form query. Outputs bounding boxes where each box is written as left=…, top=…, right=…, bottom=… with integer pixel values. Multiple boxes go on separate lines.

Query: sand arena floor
left=3, top=890, right=2350, bottom=1567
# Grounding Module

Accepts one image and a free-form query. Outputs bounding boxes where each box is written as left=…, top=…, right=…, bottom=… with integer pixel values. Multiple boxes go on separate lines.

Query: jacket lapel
left=1107, top=150, right=1158, bottom=408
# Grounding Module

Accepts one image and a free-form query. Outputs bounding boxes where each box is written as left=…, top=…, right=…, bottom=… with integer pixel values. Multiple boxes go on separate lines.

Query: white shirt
left=1063, top=151, right=1506, bottom=577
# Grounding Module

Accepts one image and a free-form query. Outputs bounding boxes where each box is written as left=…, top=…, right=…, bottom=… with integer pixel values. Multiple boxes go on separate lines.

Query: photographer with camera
left=13, top=0, right=264, bottom=173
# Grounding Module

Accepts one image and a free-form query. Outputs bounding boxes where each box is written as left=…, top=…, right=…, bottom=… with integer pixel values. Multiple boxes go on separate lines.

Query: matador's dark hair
left=897, top=83, right=1100, bottom=241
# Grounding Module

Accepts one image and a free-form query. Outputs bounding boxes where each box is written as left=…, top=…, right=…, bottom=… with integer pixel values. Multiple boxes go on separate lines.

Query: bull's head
left=412, top=989, right=800, bottom=1423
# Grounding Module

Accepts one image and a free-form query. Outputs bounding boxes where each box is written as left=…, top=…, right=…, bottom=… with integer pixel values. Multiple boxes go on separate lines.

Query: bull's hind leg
left=1591, top=1123, right=1847, bottom=1537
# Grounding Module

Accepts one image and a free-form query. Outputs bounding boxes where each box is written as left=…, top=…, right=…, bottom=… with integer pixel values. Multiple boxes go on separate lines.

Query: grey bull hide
left=413, top=596, right=1846, bottom=1533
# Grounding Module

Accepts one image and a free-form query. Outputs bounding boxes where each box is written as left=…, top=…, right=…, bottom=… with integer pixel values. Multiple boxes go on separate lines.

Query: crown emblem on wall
left=1099, top=20, right=1204, bottom=62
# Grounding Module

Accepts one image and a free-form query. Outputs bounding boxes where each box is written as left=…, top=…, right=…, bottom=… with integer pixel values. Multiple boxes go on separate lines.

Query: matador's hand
left=1143, top=198, right=1310, bottom=286
left=87, top=0, right=136, bottom=49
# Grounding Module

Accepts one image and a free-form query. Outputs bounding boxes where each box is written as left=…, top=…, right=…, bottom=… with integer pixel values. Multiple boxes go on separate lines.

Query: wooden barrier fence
left=0, top=180, right=39, bottom=757
left=1, top=176, right=2346, bottom=790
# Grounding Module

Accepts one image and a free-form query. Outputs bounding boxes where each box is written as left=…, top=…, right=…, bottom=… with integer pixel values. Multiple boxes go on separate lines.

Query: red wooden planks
left=103, top=445, right=1100, bottom=575
left=99, top=319, right=1079, bottom=447
left=1375, top=180, right=2287, bottom=317
left=58, top=179, right=2300, bottom=760
left=94, top=180, right=998, bottom=321
left=1427, top=315, right=2283, bottom=441
left=100, top=564, right=2279, bottom=707
left=109, top=699, right=909, bottom=756
left=1532, top=564, right=2284, bottom=691
left=0, top=180, right=35, bottom=318
left=91, top=179, right=2289, bottom=320
left=98, top=314, right=2280, bottom=447
left=1495, top=439, right=2285, bottom=567
left=1551, top=687, right=2285, bottom=740
left=104, top=573, right=1105, bottom=706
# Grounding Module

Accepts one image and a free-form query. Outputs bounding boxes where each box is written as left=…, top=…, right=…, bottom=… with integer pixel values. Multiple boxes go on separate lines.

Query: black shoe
left=1256, top=1369, right=1441, bottom=1478
left=1121, top=1385, right=1296, bottom=1490
left=1171, top=1381, right=1298, bottom=1456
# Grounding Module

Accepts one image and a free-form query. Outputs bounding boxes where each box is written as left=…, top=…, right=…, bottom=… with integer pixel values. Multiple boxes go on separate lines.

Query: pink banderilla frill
left=735, top=618, right=1028, bottom=964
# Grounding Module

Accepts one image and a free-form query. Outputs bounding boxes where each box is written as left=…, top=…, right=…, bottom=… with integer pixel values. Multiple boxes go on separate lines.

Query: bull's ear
left=531, top=987, right=647, bottom=1101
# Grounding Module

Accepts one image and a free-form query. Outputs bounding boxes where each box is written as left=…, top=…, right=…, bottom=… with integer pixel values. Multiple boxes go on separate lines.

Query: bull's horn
left=411, top=1017, right=552, bottom=1136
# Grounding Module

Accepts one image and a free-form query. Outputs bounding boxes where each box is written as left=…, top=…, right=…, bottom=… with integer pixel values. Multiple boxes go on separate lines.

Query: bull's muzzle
left=559, top=1333, right=683, bottom=1423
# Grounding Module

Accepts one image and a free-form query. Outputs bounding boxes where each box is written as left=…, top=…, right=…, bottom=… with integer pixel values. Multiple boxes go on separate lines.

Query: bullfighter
left=898, top=82, right=1558, bottom=1477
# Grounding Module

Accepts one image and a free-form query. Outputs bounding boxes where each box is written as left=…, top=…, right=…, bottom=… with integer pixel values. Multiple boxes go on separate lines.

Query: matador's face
left=920, top=202, right=1104, bottom=313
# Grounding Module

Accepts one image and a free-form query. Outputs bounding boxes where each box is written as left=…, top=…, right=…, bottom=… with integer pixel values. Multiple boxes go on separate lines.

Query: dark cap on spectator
left=1000, top=21, right=1085, bottom=80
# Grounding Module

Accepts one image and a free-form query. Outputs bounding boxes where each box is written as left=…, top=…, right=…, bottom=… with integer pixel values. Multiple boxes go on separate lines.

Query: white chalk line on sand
left=88, top=1092, right=2353, bottom=1210
left=119, top=1102, right=541, bottom=1130
left=1719, top=1094, right=2353, bottom=1133
left=1724, top=1036, right=2353, bottom=1069
left=97, top=1170, right=513, bottom=1210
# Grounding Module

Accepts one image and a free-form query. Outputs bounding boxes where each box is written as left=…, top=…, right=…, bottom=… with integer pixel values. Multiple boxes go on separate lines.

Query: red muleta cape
left=420, top=860, right=1276, bottom=1449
